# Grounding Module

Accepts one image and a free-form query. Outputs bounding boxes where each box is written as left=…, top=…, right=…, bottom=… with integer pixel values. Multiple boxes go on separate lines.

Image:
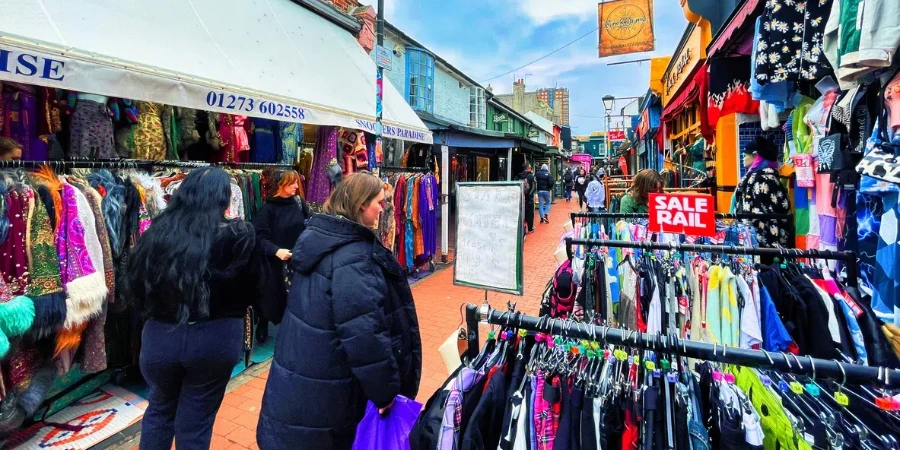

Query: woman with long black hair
left=125, top=167, right=271, bottom=450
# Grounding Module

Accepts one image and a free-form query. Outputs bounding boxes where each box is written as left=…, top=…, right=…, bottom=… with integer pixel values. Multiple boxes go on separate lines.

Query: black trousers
left=139, top=318, right=243, bottom=450
left=524, top=201, right=535, bottom=231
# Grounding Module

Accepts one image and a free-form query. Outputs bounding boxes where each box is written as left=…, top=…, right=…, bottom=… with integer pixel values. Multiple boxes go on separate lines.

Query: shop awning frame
left=0, top=0, right=432, bottom=144
left=706, top=0, right=763, bottom=57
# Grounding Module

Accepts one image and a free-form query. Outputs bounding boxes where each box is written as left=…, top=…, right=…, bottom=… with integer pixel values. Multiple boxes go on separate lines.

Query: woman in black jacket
left=252, top=170, right=309, bottom=342
left=574, top=167, right=589, bottom=211
left=125, top=167, right=270, bottom=450
left=258, top=172, right=422, bottom=450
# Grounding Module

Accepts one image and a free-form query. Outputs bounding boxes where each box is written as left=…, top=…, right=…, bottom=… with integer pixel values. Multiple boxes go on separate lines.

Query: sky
left=383, top=0, right=688, bottom=135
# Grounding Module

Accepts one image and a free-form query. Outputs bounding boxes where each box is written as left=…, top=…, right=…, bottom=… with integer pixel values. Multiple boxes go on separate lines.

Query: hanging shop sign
left=493, top=113, right=508, bottom=123
left=598, top=0, right=655, bottom=57
left=662, top=23, right=707, bottom=106
left=0, top=44, right=433, bottom=144
left=608, top=130, right=626, bottom=141
left=454, top=183, right=524, bottom=295
left=648, top=193, right=715, bottom=237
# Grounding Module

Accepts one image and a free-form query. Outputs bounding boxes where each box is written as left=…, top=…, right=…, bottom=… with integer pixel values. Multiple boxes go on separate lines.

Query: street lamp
left=602, top=95, right=614, bottom=159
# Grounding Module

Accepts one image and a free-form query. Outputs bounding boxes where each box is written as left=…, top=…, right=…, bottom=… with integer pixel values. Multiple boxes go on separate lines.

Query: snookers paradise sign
left=648, top=193, right=715, bottom=237
left=598, top=0, right=655, bottom=57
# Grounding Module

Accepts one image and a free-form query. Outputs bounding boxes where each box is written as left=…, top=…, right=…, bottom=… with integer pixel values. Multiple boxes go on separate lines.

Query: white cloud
left=517, top=0, right=598, bottom=25
left=383, top=0, right=399, bottom=20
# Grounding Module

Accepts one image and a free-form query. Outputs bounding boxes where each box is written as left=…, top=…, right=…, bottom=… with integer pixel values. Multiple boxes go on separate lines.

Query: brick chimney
left=352, top=5, right=376, bottom=53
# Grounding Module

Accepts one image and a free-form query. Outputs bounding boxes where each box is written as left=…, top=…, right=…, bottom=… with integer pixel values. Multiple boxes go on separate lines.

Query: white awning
left=0, top=0, right=432, bottom=144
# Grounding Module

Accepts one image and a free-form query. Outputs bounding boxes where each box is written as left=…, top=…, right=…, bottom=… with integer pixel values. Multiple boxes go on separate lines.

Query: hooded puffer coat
left=257, top=214, right=422, bottom=450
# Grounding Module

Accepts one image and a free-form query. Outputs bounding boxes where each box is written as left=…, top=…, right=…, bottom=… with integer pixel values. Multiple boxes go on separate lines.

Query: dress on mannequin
left=69, top=93, right=115, bottom=159
left=133, top=101, right=166, bottom=160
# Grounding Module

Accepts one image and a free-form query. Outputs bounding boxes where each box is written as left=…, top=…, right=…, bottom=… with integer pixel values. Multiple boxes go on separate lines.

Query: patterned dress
left=133, top=102, right=166, bottom=160
left=755, top=0, right=834, bottom=84
left=734, top=167, right=793, bottom=247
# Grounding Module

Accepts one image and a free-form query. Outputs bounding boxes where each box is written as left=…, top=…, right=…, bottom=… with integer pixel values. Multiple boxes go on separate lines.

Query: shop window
left=406, top=48, right=434, bottom=113
left=469, top=87, right=486, bottom=128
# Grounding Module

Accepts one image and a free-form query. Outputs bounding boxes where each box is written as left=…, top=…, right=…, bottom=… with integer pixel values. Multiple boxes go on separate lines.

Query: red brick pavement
left=129, top=199, right=580, bottom=450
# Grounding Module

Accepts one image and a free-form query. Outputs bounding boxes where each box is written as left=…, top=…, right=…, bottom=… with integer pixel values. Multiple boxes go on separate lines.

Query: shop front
left=0, top=0, right=432, bottom=441
left=659, top=20, right=713, bottom=192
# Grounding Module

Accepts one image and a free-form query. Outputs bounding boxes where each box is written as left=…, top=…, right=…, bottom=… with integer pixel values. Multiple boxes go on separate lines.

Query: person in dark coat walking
left=257, top=172, right=422, bottom=450
left=125, top=167, right=272, bottom=450
left=563, top=168, right=574, bottom=202
left=574, top=167, right=589, bottom=211
left=252, top=170, right=310, bottom=341
left=534, top=163, right=553, bottom=224
left=516, top=163, right=537, bottom=233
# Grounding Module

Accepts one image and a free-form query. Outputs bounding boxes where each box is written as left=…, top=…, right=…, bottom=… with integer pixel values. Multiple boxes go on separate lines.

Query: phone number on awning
left=206, top=90, right=307, bottom=120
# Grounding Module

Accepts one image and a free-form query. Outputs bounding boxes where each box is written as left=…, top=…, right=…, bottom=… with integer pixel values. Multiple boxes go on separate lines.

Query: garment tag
left=804, top=432, right=816, bottom=445
left=678, top=295, right=688, bottom=315
left=789, top=382, right=804, bottom=394
left=666, top=372, right=679, bottom=383
left=760, top=375, right=772, bottom=387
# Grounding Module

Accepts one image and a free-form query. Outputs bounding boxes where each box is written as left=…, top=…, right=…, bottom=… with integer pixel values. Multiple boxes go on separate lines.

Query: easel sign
left=453, top=182, right=524, bottom=295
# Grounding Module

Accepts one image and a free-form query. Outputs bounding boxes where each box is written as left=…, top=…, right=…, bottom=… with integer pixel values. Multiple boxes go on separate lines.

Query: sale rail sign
left=648, top=193, right=715, bottom=237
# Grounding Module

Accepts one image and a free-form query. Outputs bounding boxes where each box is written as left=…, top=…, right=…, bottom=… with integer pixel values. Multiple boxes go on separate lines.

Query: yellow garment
left=734, top=366, right=815, bottom=450
left=882, top=324, right=900, bottom=359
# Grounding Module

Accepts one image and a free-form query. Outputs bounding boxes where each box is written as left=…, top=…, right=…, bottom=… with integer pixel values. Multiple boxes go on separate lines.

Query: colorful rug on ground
left=5, top=385, right=146, bottom=450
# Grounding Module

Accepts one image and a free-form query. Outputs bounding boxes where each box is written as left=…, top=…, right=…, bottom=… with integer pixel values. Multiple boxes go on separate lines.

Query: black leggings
left=577, top=189, right=587, bottom=208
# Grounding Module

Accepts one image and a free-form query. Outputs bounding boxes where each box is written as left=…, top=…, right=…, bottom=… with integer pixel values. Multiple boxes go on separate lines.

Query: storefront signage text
left=608, top=130, right=626, bottom=141
left=648, top=193, right=715, bottom=237
left=0, top=48, right=66, bottom=81
left=664, top=48, right=692, bottom=94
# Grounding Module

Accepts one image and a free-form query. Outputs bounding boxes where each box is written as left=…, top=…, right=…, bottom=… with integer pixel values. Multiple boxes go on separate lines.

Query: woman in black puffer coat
left=257, top=172, right=422, bottom=450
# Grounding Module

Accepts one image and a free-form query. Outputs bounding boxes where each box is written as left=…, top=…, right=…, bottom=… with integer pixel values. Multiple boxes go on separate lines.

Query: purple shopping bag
left=352, top=396, right=423, bottom=450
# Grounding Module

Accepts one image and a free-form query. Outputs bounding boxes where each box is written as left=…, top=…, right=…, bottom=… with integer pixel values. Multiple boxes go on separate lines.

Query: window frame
left=405, top=47, right=435, bottom=113
left=469, top=87, right=486, bottom=128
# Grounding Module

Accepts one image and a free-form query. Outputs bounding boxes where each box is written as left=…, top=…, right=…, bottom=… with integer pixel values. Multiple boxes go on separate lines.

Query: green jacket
left=619, top=194, right=648, bottom=214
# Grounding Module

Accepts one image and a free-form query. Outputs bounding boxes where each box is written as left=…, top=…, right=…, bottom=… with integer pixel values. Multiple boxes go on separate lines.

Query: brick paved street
left=126, top=198, right=580, bottom=450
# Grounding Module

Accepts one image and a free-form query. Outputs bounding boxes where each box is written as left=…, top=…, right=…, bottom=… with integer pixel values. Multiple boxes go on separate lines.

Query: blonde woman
left=257, top=172, right=422, bottom=450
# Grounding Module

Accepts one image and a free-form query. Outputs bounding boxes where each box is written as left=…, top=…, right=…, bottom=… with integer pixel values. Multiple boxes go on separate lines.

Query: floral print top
left=734, top=167, right=793, bottom=247
left=755, top=0, right=834, bottom=84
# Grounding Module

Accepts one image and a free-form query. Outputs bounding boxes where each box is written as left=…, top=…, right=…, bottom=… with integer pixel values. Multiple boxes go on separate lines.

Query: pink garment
left=57, top=184, right=96, bottom=285
left=533, top=372, right=560, bottom=450
left=217, top=114, right=251, bottom=163
left=886, top=73, right=900, bottom=131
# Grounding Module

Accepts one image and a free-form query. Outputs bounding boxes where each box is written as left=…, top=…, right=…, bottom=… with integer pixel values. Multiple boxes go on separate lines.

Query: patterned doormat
left=2, top=385, right=146, bottom=450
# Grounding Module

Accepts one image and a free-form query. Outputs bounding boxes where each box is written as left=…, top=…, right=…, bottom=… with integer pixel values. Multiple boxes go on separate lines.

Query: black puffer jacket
left=534, top=168, right=553, bottom=191
left=257, top=214, right=422, bottom=450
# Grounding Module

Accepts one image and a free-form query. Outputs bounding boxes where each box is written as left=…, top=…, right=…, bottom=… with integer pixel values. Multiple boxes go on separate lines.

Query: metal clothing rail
left=217, top=161, right=293, bottom=168
left=0, top=159, right=154, bottom=170
left=564, top=238, right=859, bottom=288
left=570, top=212, right=794, bottom=222
left=380, top=165, right=430, bottom=173
left=463, top=303, right=900, bottom=387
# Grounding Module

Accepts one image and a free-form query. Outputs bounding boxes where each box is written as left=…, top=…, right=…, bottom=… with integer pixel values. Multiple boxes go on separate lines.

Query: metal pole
left=372, top=0, right=385, bottom=172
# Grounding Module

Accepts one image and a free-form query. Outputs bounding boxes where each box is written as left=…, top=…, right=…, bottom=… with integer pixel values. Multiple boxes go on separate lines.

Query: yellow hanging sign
left=598, top=0, right=655, bottom=57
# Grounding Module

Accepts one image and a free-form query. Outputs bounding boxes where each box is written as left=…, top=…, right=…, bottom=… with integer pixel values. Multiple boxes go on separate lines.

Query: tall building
left=493, top=79, right=560, bottom=125
left=536, top=88, right=569, bottom=126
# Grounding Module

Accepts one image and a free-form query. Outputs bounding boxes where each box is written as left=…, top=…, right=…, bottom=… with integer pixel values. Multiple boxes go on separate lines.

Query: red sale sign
left=648, top=193, right=716, bottom=237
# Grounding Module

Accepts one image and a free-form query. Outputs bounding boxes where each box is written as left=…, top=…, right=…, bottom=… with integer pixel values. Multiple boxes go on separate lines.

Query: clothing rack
left=564, top=238, right=859, bottom=288
left=217, top=161, right=293, bottom=169
left=0, top=159, right=154, bottom=170
left=570, top=212, right=794, bottom=222
left=380, top=165, right=430, bottom=173
left=463, top=303, right=900, bottom=387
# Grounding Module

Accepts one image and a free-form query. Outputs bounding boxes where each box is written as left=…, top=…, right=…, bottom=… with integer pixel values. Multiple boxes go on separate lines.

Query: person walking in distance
left=252, top=170, right=310, bottom=342
left=258, top=172, right=422, bottom=450
left=517, top=163, right=537, bottom=233
left=534, top=163, right=553, bottom=224
left=585, top=173, right=606, bottom=213
left=563, top=168, right=574, bottom=202
left=574, top=167, right=589, bottom=211
left=125, top=167, right=272, bottom=450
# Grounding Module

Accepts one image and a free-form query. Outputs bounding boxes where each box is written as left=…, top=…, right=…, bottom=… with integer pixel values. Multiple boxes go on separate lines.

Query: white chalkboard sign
left=453, top=182, right=524, bottom=295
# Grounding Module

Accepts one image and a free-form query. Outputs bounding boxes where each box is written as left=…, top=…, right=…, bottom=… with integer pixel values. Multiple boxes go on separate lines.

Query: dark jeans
left=565, top=186, right=573, bottom=201
left=524, top=201, right=535, bottom=231
left=140, top=318, right=243, bottom=450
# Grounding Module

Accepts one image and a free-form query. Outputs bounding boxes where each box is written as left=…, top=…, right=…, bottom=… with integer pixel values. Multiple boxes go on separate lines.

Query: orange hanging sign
left=598, top=0, right=655, bottom=57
